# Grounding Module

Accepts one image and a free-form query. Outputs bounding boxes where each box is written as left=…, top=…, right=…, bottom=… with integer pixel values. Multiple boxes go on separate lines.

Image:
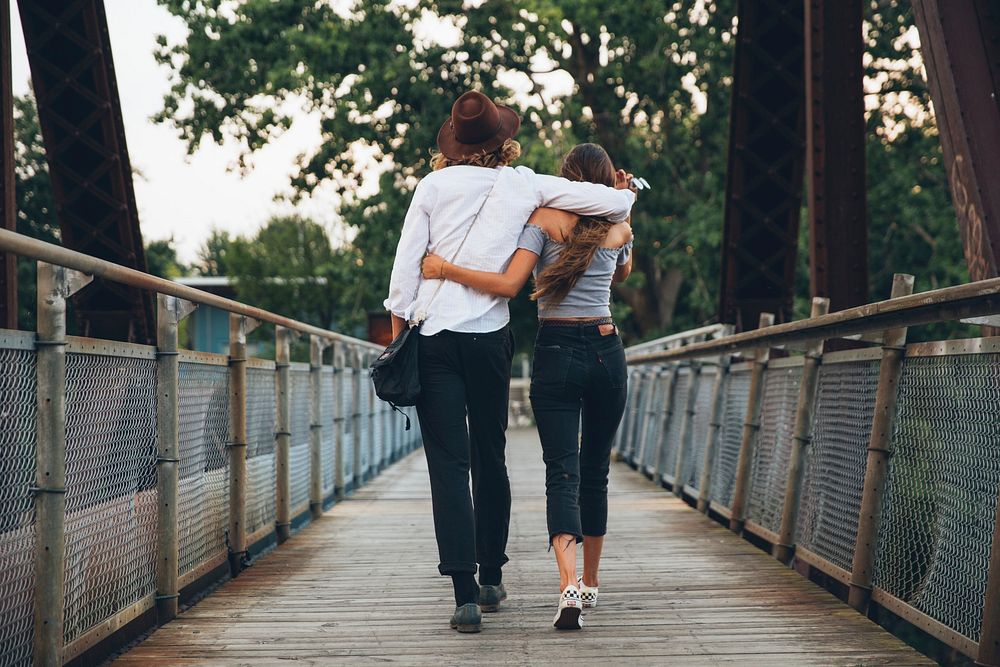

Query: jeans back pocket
left=530, top=344, right=573, bottom=395
left=597, top=342, right=628, bottom=389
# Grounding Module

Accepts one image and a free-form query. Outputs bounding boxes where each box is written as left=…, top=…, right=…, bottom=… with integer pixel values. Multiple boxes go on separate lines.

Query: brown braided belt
left=538, top=317, right=614, bottom=328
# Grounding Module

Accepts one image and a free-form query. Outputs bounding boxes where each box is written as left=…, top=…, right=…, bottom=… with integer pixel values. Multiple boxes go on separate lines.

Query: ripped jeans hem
left=547, top=531, right=583, bottom=552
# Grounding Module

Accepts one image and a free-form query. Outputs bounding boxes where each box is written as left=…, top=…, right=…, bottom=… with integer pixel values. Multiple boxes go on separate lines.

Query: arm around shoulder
left=530, top=171, right=636, bottom=222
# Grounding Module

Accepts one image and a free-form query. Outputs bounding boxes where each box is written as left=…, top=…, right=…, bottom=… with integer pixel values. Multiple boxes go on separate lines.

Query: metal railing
left=616, top=273, right=1000, bottom=666
left=0, top=230, right=420, bottom=666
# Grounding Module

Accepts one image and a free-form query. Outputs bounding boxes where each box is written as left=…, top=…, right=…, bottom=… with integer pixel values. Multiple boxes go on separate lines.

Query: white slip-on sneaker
left=578, top=577, right=598, bottom=609
left=553, top=584, right=584, bottom=630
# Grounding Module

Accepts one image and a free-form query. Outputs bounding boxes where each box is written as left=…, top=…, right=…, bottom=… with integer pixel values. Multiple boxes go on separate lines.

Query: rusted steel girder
left=719, top=0, right=806, bottom=330
left=1, top=0, right=16, bottom=329
left=912, top=1, right=1000, bottom=286
left=805, top=0, right=867, bottom=312
left=17, top=0, right=153, bottom=343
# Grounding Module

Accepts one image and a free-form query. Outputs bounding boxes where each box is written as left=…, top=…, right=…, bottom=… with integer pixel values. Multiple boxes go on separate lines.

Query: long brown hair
left=531, top=143, right=617, bottom=305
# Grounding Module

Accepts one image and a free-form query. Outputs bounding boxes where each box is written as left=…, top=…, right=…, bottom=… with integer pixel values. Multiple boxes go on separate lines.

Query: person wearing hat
left=384, top=90, right=636, bottom=633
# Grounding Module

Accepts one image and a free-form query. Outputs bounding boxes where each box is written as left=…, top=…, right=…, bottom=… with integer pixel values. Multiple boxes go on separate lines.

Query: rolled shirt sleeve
left=527, top=170, right=636, bottom=222
left=384, top=180, right=434, bottom=320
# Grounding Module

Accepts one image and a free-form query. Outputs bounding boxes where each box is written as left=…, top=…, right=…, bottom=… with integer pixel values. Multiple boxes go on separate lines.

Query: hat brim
left=436, top=104, right=521, bottom=160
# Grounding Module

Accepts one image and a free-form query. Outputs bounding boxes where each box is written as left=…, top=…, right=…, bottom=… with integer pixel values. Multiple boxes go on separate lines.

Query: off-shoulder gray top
left=517, top=223, right=632, bottom=319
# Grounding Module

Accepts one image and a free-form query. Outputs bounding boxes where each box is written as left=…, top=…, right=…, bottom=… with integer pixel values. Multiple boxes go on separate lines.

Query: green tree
left=154, top=0, right=971, bottom=344
left=860, top=0, right=970, bottom=340
left=194, top=228, right=236, bottom=277
left=153, top=0, right=736, bottom=342
left=12, top=94, right=60, bottom=330
left=226, top=216, right=350, bottom=330
left=145, top=237, right=188, bottom=279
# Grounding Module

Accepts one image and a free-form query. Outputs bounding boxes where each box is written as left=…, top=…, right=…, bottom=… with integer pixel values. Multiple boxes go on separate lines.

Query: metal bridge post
left=309, top=335, right=328, bottom=519
left=672, top=362, right=703, bottom=497
left=979, top=486, right=1000, bottom=666
left=729, top=312, right=775, bottom=533
left=155, top=295, right=195, bottom=624
left=352, top=348, right=364, bottom=487
left=774, top=297, right=830, bottom=564
left=228, top=314, right=252, bottom=575
left=32, top=262, right=91, bottom=666
left=274, top=327, right=292, bottom=543
left=696, top=352, right=732, bottom=513
left=332, top=342, right=346, bottom=500
left=848, top=274, right=914, bottom=611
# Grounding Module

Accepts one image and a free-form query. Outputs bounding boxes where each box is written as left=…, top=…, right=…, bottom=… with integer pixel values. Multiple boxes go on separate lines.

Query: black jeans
left=415, top=326, right=514, bottom=575
left=529, top=324, right=628, bottom=543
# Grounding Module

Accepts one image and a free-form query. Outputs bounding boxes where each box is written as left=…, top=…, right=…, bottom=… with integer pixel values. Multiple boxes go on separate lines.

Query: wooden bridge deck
left=115, top=429, right=930, bottom=666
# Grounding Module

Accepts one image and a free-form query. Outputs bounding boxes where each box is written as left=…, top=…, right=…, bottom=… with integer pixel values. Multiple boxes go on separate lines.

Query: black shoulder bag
left=371, top=182, right=495, bottom=429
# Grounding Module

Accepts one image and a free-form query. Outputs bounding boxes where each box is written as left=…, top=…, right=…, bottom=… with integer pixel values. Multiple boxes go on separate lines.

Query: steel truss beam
left=719, top=0, right=806, bottom=330
left=18, top=0, right=152, bottom=342
left=1, top=0, right=15, bottom=328
left=912, top=0, right=1000, bottom=287
left=805, top=0, right=867, bottom=312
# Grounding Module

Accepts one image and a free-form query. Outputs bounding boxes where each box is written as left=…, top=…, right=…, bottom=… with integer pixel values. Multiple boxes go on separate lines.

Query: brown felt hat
left=436, top=90, right=521, bottom=160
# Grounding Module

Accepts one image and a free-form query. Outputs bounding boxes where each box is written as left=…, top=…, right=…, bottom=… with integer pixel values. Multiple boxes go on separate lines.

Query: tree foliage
left=152, top=0, right=967, bottom=343
left=145, top=237, right=188, bottom=279
left=224, top=216, right=353, bottom=330
left=195, top=228, right=237, bottom=277
left=12, top=94, right=60, bottom=330
left=154, top=0, right=736, bottom=341
left=12, top=93, right=193, bottom=326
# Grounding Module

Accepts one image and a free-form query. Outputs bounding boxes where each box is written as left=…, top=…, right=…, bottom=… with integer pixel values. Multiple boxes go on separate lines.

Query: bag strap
left=414, top=177, right=499, bottom=323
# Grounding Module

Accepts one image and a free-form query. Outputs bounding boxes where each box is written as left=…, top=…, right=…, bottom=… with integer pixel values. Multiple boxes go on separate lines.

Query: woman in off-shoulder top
left=422, top=143, right=637, bottom=630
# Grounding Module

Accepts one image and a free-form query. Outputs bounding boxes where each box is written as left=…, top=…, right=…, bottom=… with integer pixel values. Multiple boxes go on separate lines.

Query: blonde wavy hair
left=430, top=138, right=522, bottom=170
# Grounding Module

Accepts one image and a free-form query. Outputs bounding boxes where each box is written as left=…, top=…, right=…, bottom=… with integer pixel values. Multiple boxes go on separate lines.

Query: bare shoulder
left=603, top=222, right=634, bottom=248
left=528, top=207, right=578, bottom=238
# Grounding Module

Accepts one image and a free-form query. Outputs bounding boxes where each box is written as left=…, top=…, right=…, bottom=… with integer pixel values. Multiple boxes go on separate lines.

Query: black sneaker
left=478, top=583, right=507, bottom=613
left=449, top=602, right=482, bottom=633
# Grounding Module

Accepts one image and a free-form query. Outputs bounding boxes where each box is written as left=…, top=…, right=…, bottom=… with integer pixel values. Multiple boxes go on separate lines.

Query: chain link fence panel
left=63, top=351, right=158, bottom=645
left=177, top=362, right=229, bottom=577
left=372, top=381, right=383, bottom=471
left=340, top=369, right=355, bottom=490
left=661, top=370, right=690, bottom=481
left=747, top=364, right=802, bottom=533
left=289, top=366, right=311, bottom=514
left=683, top=366, right=717, bottom=490
left=0, top=344, right=36, bottom=667
left=619, top=369, right=638, bottom=457
left=874, top=353, right=1000, bottom=643
left=709, top=368, right=751, bottom=509
left=612, top=369, right=636, bottom=457
left=639, top=370, right=668, bottom=472
left=796, top=358, right=880, bottom=573
left=245, top=366, right=276, bottom=537
left=321, top=367, right=335, bottom=500
left=358, top=371, right=371, bottom=479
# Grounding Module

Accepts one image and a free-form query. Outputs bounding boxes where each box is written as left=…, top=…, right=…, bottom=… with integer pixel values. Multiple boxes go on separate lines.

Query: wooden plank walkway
left=116, top=429, right=931, bottom=666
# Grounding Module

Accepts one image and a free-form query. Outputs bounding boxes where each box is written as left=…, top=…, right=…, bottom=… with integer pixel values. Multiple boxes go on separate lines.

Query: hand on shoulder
left=607, top=222, right=633, bottom=247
